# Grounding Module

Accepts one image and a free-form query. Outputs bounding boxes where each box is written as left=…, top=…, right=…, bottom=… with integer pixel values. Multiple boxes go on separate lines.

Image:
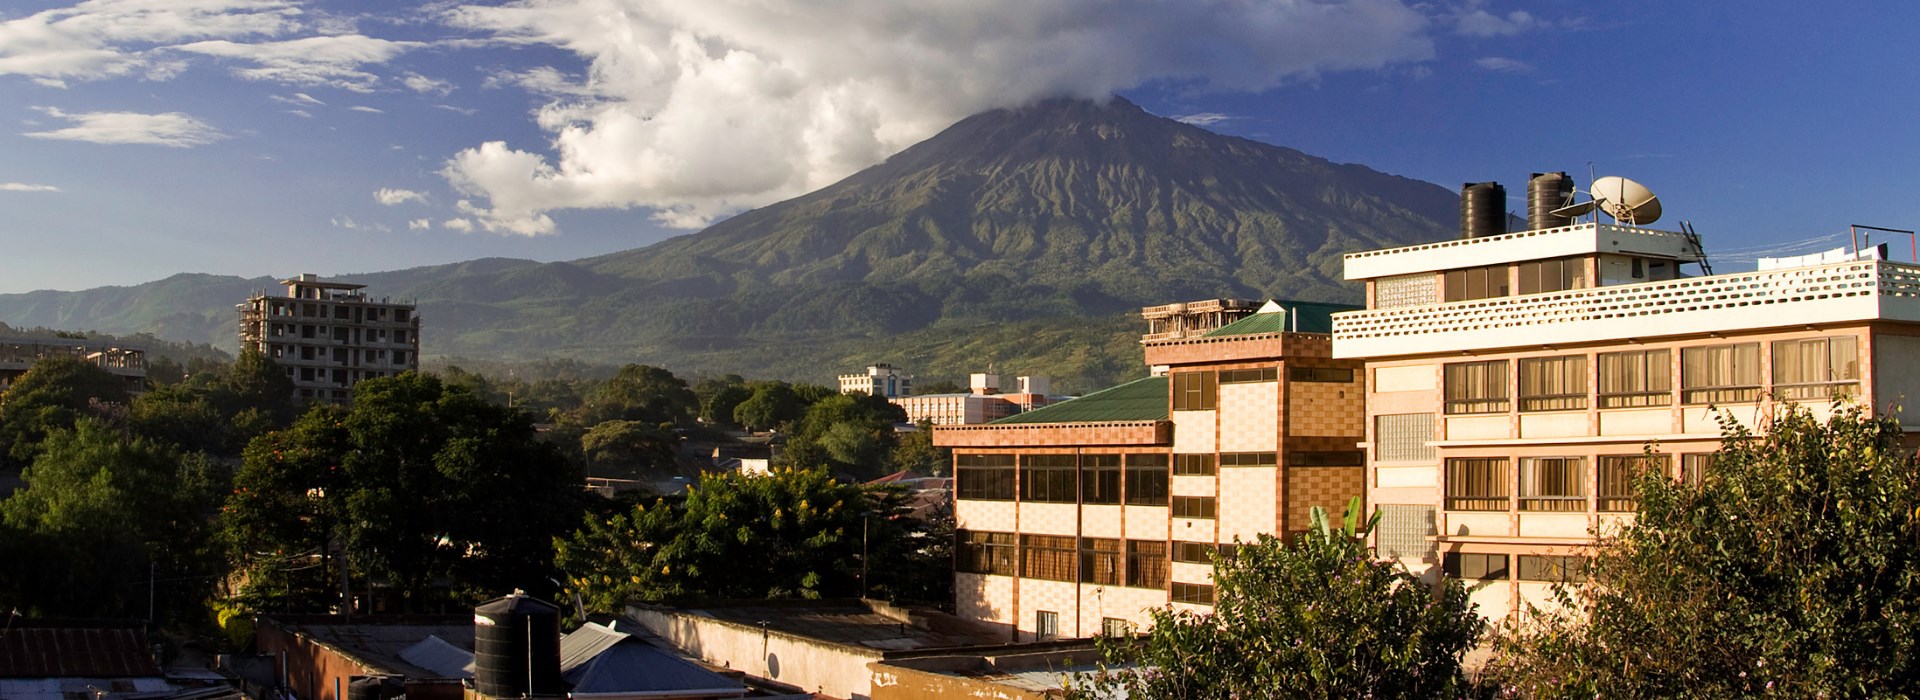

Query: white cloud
left=408, top=218, right=432, bottom=230
left=401, top=71, right=453, bottom=95
left=1453, top=4, right=1544, bottom=37
left=272, top=92, right=325, bottom=106
left=23, top=106, right=225, bottom=146
left=1473, top=56, right=1533, bottom=73
left=374, top=187, right=427, bottom=205
left=0, top=182, right=61, bottom=192
left=285, top=108, right=312, bottom=118
left=172, top=34, right=423, bottom=92
left=439, top=0, right=1436, bottom=235
left=1176, top=113, right=1233, bottom=126
left=0, top=0, right=301, bottom=84
left=442, top=217, right=475, bottom=232
left=350, top=105, right=384, bottom=113
left=330, top=215, right=391, bottom=232
left=436, top=104, right=477, bottom=116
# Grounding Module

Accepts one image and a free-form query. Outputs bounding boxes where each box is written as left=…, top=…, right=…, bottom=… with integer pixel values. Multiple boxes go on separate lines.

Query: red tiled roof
left=0, top=626, right=160, bottom=678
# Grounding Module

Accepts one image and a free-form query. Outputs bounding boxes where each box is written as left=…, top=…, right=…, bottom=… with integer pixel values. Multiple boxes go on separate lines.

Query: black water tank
left=473, top=592, right=564, bottom=699
left=347, top=678, right=383, bottom=700
left=1528, top=172, right=1575, bottom=231
left=1460, top=182, right=1506, bottom=239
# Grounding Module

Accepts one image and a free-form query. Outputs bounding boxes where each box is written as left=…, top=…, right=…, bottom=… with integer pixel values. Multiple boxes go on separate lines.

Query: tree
left=580, top=420, right=680, bottom=479
left=0, top=357, right=131, bottom=465
left=890, top=420, right=949, bottom=476
left=781, top=392, right=906, bottom=478
left=588, top=364, right=698, bottom=426
left=1485, top=404, right=1920, bottom=697
left=223, top=373, right=586, bottom=612
left=699, top=380, right=753, bottom=428
left=733, top=382, right=805, bottom=431
left=1073, top=499, right=1484, bottom=699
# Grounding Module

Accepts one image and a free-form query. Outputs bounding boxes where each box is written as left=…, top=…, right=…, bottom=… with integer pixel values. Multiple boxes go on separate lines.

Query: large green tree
left=0, top=357, right=130, bottom=464
left=781, top=392, right=906, bottom=478
left=223, top=373, right=586, bottom=612
left=580, top=420, right=679, bottom=479
left=586, top=364, right=698, bottom=426
left=1073, top=501, right=1484, bottom=699
left=1486, top=405, right=1920, bottom=697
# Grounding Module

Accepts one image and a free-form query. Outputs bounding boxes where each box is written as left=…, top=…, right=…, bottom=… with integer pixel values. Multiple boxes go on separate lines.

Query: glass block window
left=1375, top=413, right=1437, bottom=462
left=1374, top=273, right=1438, bottom=309
left=1376, top=505, right=1437, bottom=560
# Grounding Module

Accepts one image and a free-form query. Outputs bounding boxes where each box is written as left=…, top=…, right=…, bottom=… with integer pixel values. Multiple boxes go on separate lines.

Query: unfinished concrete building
left=238, top=274, right=418, bottom=403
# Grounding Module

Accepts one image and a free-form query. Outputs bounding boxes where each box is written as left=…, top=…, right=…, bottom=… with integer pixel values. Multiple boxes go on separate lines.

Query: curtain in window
left=1444, top=360, right=1509, bottom=414
left=1126, top=540, right=1169, bottom=588
left=1519, top=356, right=1587, bottom=411
left=1519, top=457, right=1587, bottom=511
left=1445, top=458, right=1509, bottom=511
left=1682, top=343, right=1761, bottom=403
left=1772, top=337, right=1859, bottom=399
left=1598, top=455, right=1668, bottom=512
left=1598, top=349, right=1671, bottom=408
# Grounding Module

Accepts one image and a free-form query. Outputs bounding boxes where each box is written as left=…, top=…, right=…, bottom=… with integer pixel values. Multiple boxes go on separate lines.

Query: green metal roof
left=991, top=375, right=1168, bottom=425
left=1204, top=299, right=1361, bottom=337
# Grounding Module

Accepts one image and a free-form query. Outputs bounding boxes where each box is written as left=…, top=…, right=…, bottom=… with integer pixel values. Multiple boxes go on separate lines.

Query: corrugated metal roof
left=0, top=626, right=160, bottom=678
left=990, top=376, right=1167, bottom=425
left=1203, top=300, right=1360, bottom=337
left=561, top=624, right=743, bottom=696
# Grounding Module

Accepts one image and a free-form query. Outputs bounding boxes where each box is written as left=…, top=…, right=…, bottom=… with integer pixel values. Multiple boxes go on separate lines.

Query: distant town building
left=1139, top=298, right=1262, bottom=342
left=839, top=363, right=913, bottom=398
left=238, top=274, right=418, bottom=403
left=934, top=299, right=1366, bottom=641
left=0, top=337, right=146, bottom=394
left=893, top=372, right=1061, bottom=425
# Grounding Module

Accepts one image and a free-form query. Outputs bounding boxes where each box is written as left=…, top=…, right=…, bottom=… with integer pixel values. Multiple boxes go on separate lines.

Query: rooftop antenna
left=1551, top=175, right=1663, bottom=226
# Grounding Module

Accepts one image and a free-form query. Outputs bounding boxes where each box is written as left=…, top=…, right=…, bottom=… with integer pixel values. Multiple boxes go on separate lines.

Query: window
left=1288, top=366, right=1355, bottom=383
left=394, top=330, right=409, bottom=344
left=1444, top=360, right=1509, bottom=414
left=955, top=454, right=1016, bottom=500
left=1598, top=454, right=1668, bottom=512
left=1219, top=452, right=1278, bottom=467
left=1682, top=343, right=1762, bottom=404
left=393, top=351, right=409, bottom=365
left=1442, top=553, right=1509, bottom=580
left=1034, top=611, right=1059, bottom=640
left=955, top=530, right=1016, bottom=575
left=1082, top=454, right=1121, bottom=505
left=1021, top=535, right=1076, bottom=581
left=1518, top=355, right=1587, bottom=411
left=332, top=348, right=347, bottom=362
left=1375, top=414, right=1437, bottom=462
left=1101, top=618, right=1132, bottom=638
left=1172, top=541, right=1225, bottom=564
left=1080, top=538, right=1123, bottom=585
left=1444, top=264, right=1510, bottom=302
left=1517, top=555, right=1589, bottom=583
left=1171, top=583, right=1215, bottom=605
left=1171, top=496, right=1217, bottom=519
left=1219, top=367, right=1277, bottom=384
left=1519, top=458, right=1587, bottom=512
left=1517, top=256, right=1588, bottom=294
left=1374, top=273, right=1438, bottom=309
left=1446, top=458, right=1509, bottom=511
left=1126, top=540, right=1168, bottom=588
left=1173, top=454, right=1216, bottom=476
left=1681, top=453, right=1715, bottom=485
left=1377, top=505, right=1437, bottom=560
left=332, top=327, right=349, bottom=343
left=1290, top=450, right=1367, bottom=466
left=1021, top=455, right=1078, bottom=503
left=1171, top=371, right=1217, bottom=410
left=1125, top=454, right=1169, bottom=505
left=1772, top=336, right=1860, bottom=400
left=1598, top=349, right=1672, bottom=408
left=395, top=309, right=411, bottom=323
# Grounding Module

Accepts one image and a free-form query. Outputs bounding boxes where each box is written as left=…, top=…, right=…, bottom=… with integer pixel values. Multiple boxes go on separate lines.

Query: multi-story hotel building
left=238, top=274, right=420, bottom=403
left=1333, top=176, right=1920, bottom=619
left=893, top=374, right=1057, bottom=426
left=934, top=300, right=1366, bottom=640
left=839, top=363, right=913, bottom=399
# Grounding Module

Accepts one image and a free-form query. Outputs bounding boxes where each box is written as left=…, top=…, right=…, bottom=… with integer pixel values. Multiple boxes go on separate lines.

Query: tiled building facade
left=1333, top=207, right=1920, bottom=618
left=934, top=302, right=1367, bottom=640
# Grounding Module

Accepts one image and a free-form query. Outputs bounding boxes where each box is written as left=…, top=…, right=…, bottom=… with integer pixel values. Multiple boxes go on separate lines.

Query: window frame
left=1020, top=534, right=1077, bottom=581
left=1681, top=343, right=1763, bottom=404
left=1771, top=336, right=1860, bottom=400
left=1218, top=452, right=1277, bottom=468
left=1516, top=256, right=1588, bottom=295
left=1517, top=355, right=1588, bottom=412
left=1125, top=540, right=1169, bottom=589
left=1445, top=457, right=1510, bottom=511
left=1442, top=552, right=1510, bottom=580
left=1598, top=454, right=1668, bottom=512
left=1081, top=454, right=1122, bottom=505
left=1170, top=582, right=1216, bottom=605
left=1444, top=360, right=1510, bottom=414
left=1170, top=496, right=1217, bottom=519
left=1172, top=454, right=1216, bottom=476
left=1598, top=349, right=1672, bottom=408
left=1444, top=264, right=1511, bottom=302
left=1517, top=555, right=1590, bottom=583
left=955, top=530, right=1017, bottom=576
left=1079, top=537, right=1124, bottom=586
left=1287, top=366, right=1355, bottom=383
left=1219, top=367, right=1278, bottom=384
left=1124, top=454, right=1169, bottom=506
left=1518, top=457, right=1588, bottom=512
left=955, top=454, right=1016, bottom=501
left=1019, top=454, right=1079, bottom=503
left=1171, top=371, right=1218, bottom=411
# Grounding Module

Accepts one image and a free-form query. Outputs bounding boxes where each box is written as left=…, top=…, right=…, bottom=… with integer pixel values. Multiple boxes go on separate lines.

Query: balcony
left=1342, top=223, right=1704, bottom=280
left=1333, top=260, right=1920, bottom=358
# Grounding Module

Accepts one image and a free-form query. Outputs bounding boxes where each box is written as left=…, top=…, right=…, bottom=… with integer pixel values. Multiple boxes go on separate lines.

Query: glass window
left=1446, top=458, right=1510, bottom=511
left=1101, top=618, right=1132, bottom=637
left=1285, top=451, right=1365, bottom=467
left=1518, top=356, right=1587, bottom=411
left=1517, top=555, right=1589, bottom=583
left=955, top=530, right=1017, bottom=575
left=1021, top=535, right=1076, bottom=581
left=1288, top=366, right=1355, bottom=383
left=1079, top=538, right=1123, bottom=586
left=1444, top=264, right=1510, bottom=302
left=1682, top=343, right=1762, bottom=404
left=1375, top=413, right=1437, bottom=462
left=1218, top=452, right=1277, bottom=468
left=1173, top=454, right=1216, bottom=476
left=1125, top=454, right=1169, bottom=505
left=1772, top=336, right=1860, bottom=400
left=1599, top=454, right=1668, bottom=512
left=1517, top=256, right=1588, bottom=295
left=1172, top=541, right=1224, bottom=564
left=1519, top=457, right=1587, bottom=512
left=1020, top=455, right=1078, bottom=503
left=1126, top=540, right=1169, bottom=589
left=1442, top=553, right=1509, bottom=580
left=1171, top=496, right=1217, bottom=519
left=1444, top=360, right=1510, bottom=414
left=1171, top=371, right=1217, bottom=411
left=955, top=454, right=1016, bottom=500
left=1034, top=611, right=1059, bottom=640
left=1171, top=582, right=1216, bottom=605
left=1681, top=453, right=1715, bottom=485
left=1082, top=454, right=1122, bottom=505
left=1374, top=273, right=1438, bottom=309
left=1598, top=349, right=1672, bottom=408
left=1219, top=367, right=1278, bottom=384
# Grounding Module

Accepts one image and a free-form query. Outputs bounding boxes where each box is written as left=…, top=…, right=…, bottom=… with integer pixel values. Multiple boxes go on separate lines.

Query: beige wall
left=626, top=605, right=881, bottom=700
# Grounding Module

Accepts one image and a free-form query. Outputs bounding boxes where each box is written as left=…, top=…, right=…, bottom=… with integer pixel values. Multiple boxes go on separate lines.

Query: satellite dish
left=1550, top=200, right=1599, bottom=218
left=1589, top=176, right=1662, bottom=225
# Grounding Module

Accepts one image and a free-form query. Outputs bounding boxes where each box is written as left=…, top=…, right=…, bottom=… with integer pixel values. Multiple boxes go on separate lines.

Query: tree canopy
left=0, top=357, right=131, bottom=465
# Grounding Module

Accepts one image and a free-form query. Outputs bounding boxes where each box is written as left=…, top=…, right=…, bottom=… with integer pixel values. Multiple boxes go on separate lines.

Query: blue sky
left=1, top=0, right=1915, bottom=294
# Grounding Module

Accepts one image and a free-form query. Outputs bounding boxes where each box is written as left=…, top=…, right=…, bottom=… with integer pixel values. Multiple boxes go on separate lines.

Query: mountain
left=0, top=97, right=1457, bottom=391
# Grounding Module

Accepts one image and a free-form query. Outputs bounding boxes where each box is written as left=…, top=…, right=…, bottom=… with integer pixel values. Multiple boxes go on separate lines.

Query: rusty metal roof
left=0, top=625, right=160, bottom=678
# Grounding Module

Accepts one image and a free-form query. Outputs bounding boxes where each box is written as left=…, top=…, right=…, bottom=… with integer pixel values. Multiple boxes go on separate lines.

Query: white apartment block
left=1334, top=176, right=1920, bottom=619
left=238, top=274, right=420, bottom=403
left=838, top=363, right=913, bottom=398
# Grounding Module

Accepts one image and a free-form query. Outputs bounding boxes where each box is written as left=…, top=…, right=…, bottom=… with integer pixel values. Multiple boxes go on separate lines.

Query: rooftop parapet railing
left=1342, top=223, right=1692, bottom=261
left=1332, top=259, right=1920, bottom=358
left=1341, top=223, right=1707, bottom=281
